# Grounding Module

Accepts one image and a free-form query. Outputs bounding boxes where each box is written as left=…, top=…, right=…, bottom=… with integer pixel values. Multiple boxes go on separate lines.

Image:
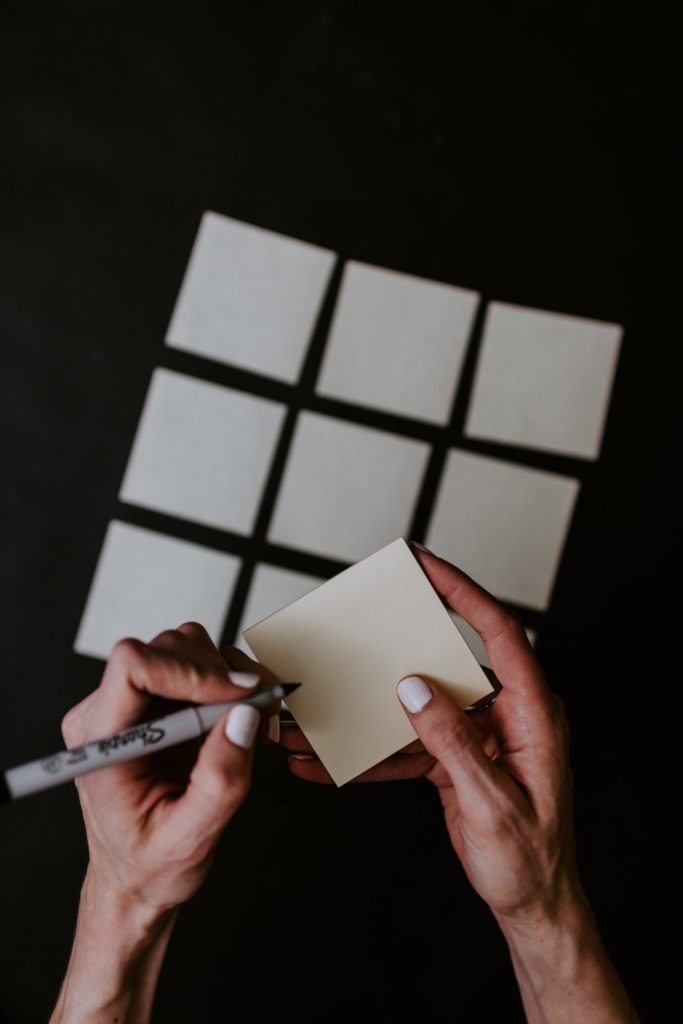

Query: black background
left=1, top=2, right=676, bottom=1020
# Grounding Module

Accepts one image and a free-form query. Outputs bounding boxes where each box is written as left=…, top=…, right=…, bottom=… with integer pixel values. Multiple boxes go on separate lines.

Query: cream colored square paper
left=243, top=537, right=493, bottom=785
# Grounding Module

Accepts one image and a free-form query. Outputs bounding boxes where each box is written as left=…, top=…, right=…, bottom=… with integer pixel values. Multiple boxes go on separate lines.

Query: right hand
left=61, top=622, right=281, bottom=912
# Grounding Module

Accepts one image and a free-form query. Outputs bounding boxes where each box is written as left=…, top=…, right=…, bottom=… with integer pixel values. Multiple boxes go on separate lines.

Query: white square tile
left=317, top=260, right=478, bottom=424
left=465, top=301, right=622, bottom=459
left=235, top=563, right=324, bottom=655
left=166, top=211, right=336, bottom=382
left=243, top=538, right=492, bottom=785
left=75, top=521, right=240, bottom=660
left=267, top=412, right=430, bottom=563
left=426, top=450, right=580, bottom=610
left=119, top=368, right=286, bottom=533
left=449, top=612, right=536, bottom=670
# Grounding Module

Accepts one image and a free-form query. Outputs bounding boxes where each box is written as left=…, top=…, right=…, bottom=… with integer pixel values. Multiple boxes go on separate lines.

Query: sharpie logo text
left=96, top=724, right=166, bottom=756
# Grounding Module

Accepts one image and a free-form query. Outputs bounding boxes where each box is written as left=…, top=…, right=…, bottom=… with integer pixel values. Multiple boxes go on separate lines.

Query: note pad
left=166, top=211, right=335, bottom=382
left=242, top=537, right=493, bottom=785
left=267, top=411, right=430, bottom=563
left=426, top=450, right=580, bottom=610
left=465, top=301, right=622, bottom=459
left=316, top=260, right=478, bottom=424
left=75, top=521, right=240, bottom=659
left=236, top=563, right=324, bottom=655
left=120, top=369, right=286, bottom=533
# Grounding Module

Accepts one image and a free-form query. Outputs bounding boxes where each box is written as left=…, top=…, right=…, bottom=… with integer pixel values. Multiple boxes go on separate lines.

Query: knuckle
left=429, top=713, right=471, bottom=756
left=61, top=693, right=97, bottom=745
left=487, top=606, right=525, bottom=645
left=110, top=636, right=145, bottom=669
left=61, top=708, right=79, bottom=745
left=201, top=767, right=249, bottom=808
left=177, top=621, right=207, bottom=639
left=501, top=607, right=525, bottom=637
left=183, top=663, right=209, bottom=695
left=226, top=773, right=250, bottom=806
left=198, top=768, right=228, bottom=803
left=149, top=628, right=182, bottom=648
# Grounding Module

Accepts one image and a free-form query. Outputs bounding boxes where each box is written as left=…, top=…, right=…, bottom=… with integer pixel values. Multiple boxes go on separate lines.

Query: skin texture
left=282, top=544, right=639, bottom=1023
left=51, top=548, right=638, bottom=1023
left=50, top=622, right=280, bottom=1024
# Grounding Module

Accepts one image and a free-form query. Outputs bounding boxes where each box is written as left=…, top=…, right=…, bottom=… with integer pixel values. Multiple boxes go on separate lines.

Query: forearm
left=496, top=892, right=638, bottom=1024
left=50, top=867, right=178, bottom=1024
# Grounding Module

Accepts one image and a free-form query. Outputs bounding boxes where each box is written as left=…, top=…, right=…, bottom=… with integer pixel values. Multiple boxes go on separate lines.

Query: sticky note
left=75, top=521, right=240, bottom=659
left=235, top=563, right=325, bottom=655
left=267, top=411, right=430, bottom=563
left=316, top=260, right=478, bottom=424
left=465, top=301, right=622, bottom=459
left=119, top=369, right=286, bottom=534
left=166, top=211, right=336, bottom=382
left=243, top=537, right=493, bottom=785
left=426, top=449, right=580, bottom=610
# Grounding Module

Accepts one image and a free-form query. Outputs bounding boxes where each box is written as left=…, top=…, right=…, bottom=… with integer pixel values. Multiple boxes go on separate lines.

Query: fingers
left=171, top=703, right=259, bottom=834
left=396, top=674, right=514, bottom=812
left=287, top=750, right=436, bottom=784
left=408, top=543, right=550, bottom=703
left=280, top=722, right=426, bottom=757
left=279, top=722, right=316, bottom=754
left=287, top=755, right=332, bottom=783
left=82, top=627, right=266, bottom=740
left=220, top=644, right=281, bottom=689
left=280, top=723, right=432, bottom=783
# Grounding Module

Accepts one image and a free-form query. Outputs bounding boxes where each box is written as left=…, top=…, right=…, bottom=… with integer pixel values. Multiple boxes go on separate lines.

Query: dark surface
left=0, top=2, right=675, bottom=1020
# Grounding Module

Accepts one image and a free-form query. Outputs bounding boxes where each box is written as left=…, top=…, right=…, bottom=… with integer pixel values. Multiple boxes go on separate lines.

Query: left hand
left=279, top=543, right=576, bottom=926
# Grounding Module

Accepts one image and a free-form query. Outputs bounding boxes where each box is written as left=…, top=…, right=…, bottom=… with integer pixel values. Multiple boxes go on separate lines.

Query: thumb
left=175, top=703, right=260, bottom=835
left=396, top=675, right=498, bottom=808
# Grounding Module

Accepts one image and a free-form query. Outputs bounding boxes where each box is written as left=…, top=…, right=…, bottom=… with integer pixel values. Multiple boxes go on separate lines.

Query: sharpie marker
left=0, top=682, right=300, bottom=804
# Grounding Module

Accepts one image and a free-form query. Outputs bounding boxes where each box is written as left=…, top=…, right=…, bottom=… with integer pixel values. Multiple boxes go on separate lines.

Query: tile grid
left=107, top=284, right=589, bottom=648
left=219, top=256, right=346, bottom=648
left=84, top=220, right=620, bottom=661
left=129, top=292, right=543, bottom=637
left=407, top=293, right=489, bottom=544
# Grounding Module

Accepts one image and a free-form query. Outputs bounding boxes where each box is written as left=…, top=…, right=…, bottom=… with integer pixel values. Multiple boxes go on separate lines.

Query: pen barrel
left=4, top=707, right=203, bottom=799
left=194, top=686, right=281, bottom=730
left=2, top=685, right=285, bottom=802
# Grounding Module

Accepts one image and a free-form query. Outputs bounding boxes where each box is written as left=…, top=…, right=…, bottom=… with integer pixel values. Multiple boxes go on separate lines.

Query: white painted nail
left=226, top=705, right=260, bottom=749
left=410, top=541, right=431, bottom=553
left=267, top=714, right=280, bottom=744
left=289, top=754, right=315, bottom=760
left=397, top=676, right=433, bottom=713
left=228, top=671, right=260, bottom=688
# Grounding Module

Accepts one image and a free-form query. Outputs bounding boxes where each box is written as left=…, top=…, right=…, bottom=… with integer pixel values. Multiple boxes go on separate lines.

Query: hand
left=282, top=546, right=638, bottom=1022
left=51, top=623, right=280, bottom=1023
left=283, top=547, right=573, bottom=923
left=62, top=622, right=280, bottom=911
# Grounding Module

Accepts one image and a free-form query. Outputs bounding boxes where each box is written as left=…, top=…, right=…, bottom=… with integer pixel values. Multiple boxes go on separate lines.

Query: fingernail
left=409, top=541, right=431, bottom=554
left=397, top=676, right=433, bottom=713
left=228, top=671, right=260, bottom=688
left=226, top=705, right=260, bottom=748
left=267, top=714, right=280, bottom=744
left=289, top=754, right=315, bottom=760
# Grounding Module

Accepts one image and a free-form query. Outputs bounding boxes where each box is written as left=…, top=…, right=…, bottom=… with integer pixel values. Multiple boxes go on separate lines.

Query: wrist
left=494, top=868, right=591, bottom=950
left=494, top=884, right=638, bottom=1023
left=50, top=866, right=178, bottom=1023
left=496, top=885, right=599, bottom=980
left=81, top=864, right=177, bottom=936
